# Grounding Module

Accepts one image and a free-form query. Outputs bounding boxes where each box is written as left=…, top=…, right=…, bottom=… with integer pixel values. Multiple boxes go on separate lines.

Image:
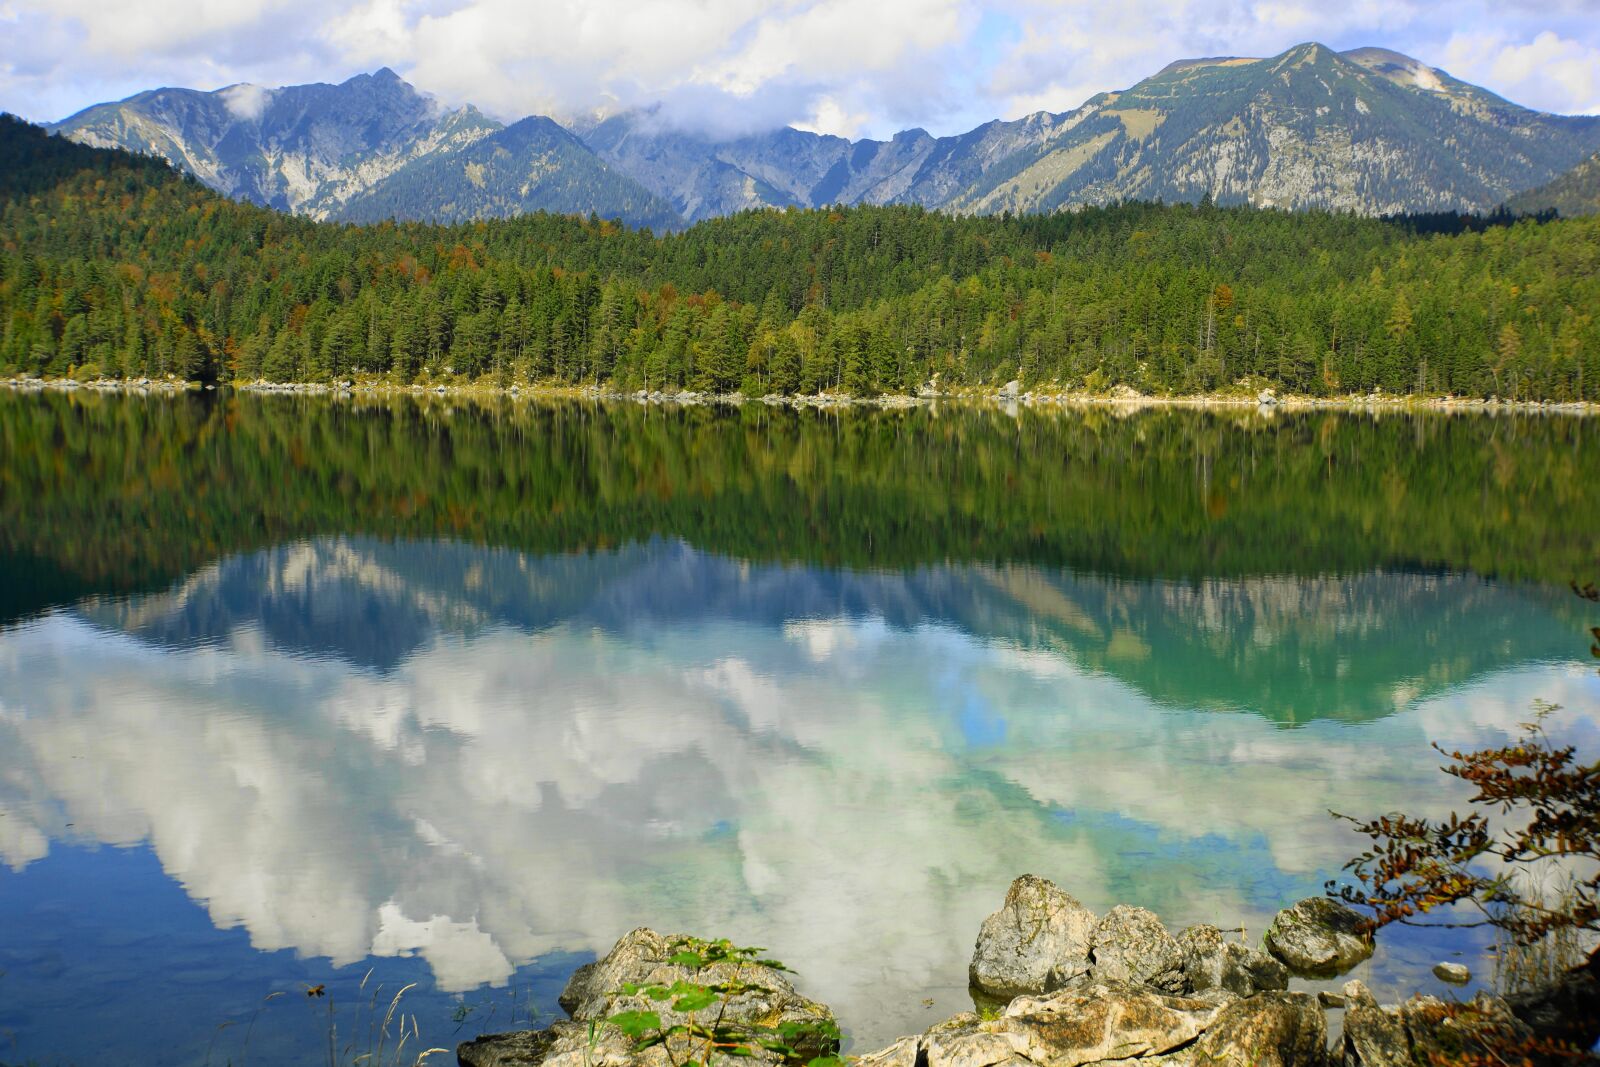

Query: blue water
left=1, top=539, right=1595, bottom=1062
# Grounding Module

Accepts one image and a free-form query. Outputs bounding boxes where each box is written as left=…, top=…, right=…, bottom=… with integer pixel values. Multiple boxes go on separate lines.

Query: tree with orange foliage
left=1330, top=582, right=1600, bottom=1055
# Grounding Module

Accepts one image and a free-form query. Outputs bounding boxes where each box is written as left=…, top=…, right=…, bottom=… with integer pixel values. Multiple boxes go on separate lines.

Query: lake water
left=1, top=392, right=1597, bottom=1065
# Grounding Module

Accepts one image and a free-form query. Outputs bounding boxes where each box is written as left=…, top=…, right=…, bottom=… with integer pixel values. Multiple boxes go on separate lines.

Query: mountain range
left=46, top=43, right=1600, bottom=229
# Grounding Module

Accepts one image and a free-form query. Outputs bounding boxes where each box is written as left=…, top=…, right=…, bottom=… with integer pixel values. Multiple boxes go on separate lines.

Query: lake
left=1, top=391, right=1597, bottom=1065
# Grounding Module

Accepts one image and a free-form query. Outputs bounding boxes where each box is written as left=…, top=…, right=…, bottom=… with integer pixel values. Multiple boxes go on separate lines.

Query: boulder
left=1190, top=991, right=1327, bottom=1067
left=558, top=929, right=834, bottom=1045
left=1176, top=924, right=1289, bottom=997
left=468, top=929, right=837, bottom=1067
left=853, top=1034, right=922, bottom=1067
left=1341, top=981, right=1538, bottom=1067
left=1263, top=898, right=1373, bottom=977
left=919, top=985, right=1223, bottom=1067
left=1506, top=952, right=1600, bottom=1049
left=999, top=380, right=1021, bottom=398
left=1432, top=962, right=1470, bottom=984
left=1088, top=906, right=1184, bottom=992
left=1340, top=981, right=1410, bottom=1067
left=459, top=1019, right=638, bottom=1067
left=969, top=875, right=1097, bottom=1003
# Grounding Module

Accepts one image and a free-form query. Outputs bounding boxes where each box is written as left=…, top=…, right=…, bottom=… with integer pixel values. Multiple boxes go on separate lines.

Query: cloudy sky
left=3, top=0, right=1599, bottom=139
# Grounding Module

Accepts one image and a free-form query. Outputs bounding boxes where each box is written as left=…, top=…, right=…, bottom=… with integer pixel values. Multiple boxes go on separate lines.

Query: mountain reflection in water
left=2, top=537, right=1596, bottom=1061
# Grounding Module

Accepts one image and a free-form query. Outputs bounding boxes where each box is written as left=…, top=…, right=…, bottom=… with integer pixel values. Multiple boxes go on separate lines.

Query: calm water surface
left=0, top=393, right=1597, bottom=1064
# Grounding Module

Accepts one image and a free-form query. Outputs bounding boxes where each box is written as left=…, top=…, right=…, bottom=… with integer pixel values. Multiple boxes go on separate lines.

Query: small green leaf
left=607, top=1010, right=663, bottom=1039
left=668, top=951, right=707, bottom=968
left=672, top=988, right=718, bottom=1013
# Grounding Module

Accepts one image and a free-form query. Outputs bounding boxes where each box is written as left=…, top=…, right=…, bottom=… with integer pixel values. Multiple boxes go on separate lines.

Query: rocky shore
left=5, top=374, right=1596, bottom=417
left=458, top=875, right=1598, bottom=1067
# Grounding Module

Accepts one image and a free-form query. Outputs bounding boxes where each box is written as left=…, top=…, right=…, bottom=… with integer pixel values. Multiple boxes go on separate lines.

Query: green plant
left=604, top=937, right=842, bottom=1067
left=1328, top=582, right=1600, bottom=1055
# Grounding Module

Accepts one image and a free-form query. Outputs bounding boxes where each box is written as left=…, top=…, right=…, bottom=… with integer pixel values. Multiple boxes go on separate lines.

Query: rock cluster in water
left=458, top=875, right=1573, bottom=1067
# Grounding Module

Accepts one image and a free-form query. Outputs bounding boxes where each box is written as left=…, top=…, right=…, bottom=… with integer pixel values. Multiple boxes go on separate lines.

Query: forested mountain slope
left=4, top=115, right=1598, bottom=401
left=1507, top=150, right=1600, bottom=218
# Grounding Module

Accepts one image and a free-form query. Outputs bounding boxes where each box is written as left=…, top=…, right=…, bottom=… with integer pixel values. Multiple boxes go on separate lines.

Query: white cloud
left=1442, top=29, right=1600, bottom=115
left=4, top=0, right=1598, bottom=137
left=221, top=82, right=274, bottom=120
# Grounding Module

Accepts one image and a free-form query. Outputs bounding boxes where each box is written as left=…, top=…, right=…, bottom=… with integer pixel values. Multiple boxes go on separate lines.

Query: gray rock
left=1088, top=906, right=1185, bottom=992
left=1190, top=991, right=1327, bottom=1067
left=969, top=875, right=1097, bottom=1003
left=1340, top=981, right=1410, bottom=1067
left=999, top=380, right=1021, bottom=398
left=1264, top=898, right=1373, bottom=977
left=1432, top=962, right=1470, bottom=984
left=459, top=1019, right=639, bottom=1067
left=1176, top=924, right=1290, bottom=997
left=853, top=1034, right=922, bottom=1067
left=558, top=929, right=833, bottom=1045
left=921, top=984, right=1223, bottom=1067
left=1506, top=953, right=1600, bottom=1049
left=1399, top=992, right=1533, bottom=1067
left=470, top=929, right=836, bottom=1067
left=1318, top=990, right=1346, bottom=1008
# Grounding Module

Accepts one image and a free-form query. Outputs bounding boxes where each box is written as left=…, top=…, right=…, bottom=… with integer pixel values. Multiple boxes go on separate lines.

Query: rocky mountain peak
left=47, top=46, right=1600, bottom=229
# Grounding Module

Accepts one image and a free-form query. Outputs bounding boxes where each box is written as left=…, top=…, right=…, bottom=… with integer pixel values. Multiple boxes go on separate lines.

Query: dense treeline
left=3, top=115, right=1599, bottom=399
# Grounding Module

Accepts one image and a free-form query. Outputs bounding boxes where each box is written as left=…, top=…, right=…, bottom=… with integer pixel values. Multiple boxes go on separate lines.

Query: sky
left=2, top=0, right=1599, bottom=140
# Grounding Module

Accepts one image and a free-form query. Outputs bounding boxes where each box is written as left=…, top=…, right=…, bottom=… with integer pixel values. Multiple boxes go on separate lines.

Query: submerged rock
left=1176, top=924, right=1289, bottom=998
left=1088, top=906, right=1185, bottom=992
left=969, top=875, right=1098, bottom=1002
left=1263, top=898, right=1373, bottom=977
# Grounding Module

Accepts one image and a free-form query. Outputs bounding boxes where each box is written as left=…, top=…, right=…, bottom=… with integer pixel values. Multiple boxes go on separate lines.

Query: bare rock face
left=1263, top=898, right=1373, bottom=977
left=921, top=985, right=1224, bottom=1067
left=969, top=875, right=1099, bottom=1003
left=1176, top=924, right=1290, bottom=998
left=1087, top=906, right=1185, bottom=993
left=1190, top=991, right=1328, bottom=1067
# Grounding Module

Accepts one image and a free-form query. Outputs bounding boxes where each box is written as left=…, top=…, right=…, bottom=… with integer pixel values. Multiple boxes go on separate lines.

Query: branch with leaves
left=1329, top=701, right=1600, bottom=944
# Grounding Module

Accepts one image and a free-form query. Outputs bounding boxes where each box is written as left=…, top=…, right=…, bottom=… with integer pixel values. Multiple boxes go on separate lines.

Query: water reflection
left=1, top=538, right=1595, bottom=1059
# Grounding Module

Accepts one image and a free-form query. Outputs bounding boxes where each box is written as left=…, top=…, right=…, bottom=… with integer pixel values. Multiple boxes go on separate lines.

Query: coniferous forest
left=3, top=114, right=1599, bottom=400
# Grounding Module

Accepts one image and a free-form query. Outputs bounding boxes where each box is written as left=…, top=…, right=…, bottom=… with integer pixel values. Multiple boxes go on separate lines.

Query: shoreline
left=5, top=374, right=1598, bottom=417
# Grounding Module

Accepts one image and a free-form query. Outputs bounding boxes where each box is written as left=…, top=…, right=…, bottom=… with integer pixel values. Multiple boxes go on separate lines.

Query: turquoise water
left=0, top=397, right=1597, bottom=1063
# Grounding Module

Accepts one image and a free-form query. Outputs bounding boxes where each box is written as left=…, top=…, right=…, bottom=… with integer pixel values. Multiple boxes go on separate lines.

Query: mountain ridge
left=47, top=43, right=1600, bottom=228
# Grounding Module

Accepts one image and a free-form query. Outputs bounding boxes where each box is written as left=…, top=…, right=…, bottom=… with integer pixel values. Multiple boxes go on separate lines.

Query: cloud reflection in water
left=0, top=537, right=1595, bottom=1048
